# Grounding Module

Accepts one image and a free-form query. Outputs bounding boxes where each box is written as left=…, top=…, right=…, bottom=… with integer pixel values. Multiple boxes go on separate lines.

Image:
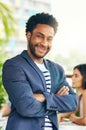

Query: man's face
left=27, top=24, right=55, bottom=61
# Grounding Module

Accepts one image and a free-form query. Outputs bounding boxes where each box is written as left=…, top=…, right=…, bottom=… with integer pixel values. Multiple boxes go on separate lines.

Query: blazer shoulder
left=3, top=54, right=25, bottom=67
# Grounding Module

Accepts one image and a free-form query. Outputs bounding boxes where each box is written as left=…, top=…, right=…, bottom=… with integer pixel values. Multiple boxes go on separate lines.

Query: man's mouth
left=36, top=46, right=47, bottom=53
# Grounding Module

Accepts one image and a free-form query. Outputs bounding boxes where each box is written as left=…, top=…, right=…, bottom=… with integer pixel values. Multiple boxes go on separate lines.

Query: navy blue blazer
left=2, top=50, right=78, bottom=130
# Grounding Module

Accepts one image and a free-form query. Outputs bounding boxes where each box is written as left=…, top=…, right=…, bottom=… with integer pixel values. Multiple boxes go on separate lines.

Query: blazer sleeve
left=43, top=91, right=78, bottom=113
left=2, top=62, right=47, bottom=117
left=43, top=60, right=78, bottom=113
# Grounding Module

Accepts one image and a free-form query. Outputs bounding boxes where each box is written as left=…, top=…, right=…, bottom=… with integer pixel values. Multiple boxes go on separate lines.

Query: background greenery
left=0, top=2, right=16, bottom=108
left=0, top=48, right=8, bottom=108
left=0, top=2, right=16, bottom=44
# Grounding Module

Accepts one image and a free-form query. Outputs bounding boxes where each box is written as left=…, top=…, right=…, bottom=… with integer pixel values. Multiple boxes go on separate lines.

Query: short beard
left=28, top=41, right=47, bottom=59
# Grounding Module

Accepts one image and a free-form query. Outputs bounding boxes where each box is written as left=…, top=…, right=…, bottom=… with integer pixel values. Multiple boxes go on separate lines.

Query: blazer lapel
left=21, top=50, right=47, bottom=90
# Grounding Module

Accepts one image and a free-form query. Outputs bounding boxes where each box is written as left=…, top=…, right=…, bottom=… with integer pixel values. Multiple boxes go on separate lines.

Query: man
left=2, top=12, right=77, bottom=130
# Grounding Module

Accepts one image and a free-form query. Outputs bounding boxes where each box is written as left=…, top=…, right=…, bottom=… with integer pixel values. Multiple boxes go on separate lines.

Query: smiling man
left=27, top=24, right=54, bottom=62
left=2, top=12, right=77, bottom=130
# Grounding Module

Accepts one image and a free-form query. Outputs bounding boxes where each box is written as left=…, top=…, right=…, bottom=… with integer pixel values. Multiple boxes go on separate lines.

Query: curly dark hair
left=74, top=64, right=86, bottom=89
left=25, top=12, right=58, bottom=35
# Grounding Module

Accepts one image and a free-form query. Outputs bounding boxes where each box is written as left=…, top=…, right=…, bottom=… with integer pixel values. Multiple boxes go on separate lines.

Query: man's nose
left=42, top=38, right=48, bottom=46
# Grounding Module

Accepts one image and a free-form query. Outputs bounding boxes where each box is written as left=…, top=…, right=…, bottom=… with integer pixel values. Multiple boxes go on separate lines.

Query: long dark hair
left=74, top=64, right=86, bottom=89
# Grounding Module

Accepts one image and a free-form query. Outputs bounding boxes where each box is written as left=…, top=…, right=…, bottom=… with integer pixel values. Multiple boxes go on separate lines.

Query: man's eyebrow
left=36, top=32, right=44, bottom=36
left=36, top=32, right=53, bottom=38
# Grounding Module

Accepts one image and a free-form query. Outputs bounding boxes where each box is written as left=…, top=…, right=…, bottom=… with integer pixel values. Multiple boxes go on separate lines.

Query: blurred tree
left=0, top=2, right=16, bottom=107
left=0, top=1, right=16, bottom=44
left=0, top=48, right=8, bottom=108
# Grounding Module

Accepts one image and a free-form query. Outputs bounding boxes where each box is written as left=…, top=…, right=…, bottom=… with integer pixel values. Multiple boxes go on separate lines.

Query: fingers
left=33, top=94, right=45, bottom=102
left=56, top=86, right=69, bottom=96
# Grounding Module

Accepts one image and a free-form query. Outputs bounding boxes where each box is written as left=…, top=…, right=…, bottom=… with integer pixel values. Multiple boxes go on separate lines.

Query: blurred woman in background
left=58, top=64, right=86, bottom=125
left=69, top=64, right=86, bottom=125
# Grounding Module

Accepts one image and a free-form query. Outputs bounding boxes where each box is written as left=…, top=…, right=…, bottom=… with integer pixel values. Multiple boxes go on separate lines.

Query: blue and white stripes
left=35, top=62, right=53, bottom=130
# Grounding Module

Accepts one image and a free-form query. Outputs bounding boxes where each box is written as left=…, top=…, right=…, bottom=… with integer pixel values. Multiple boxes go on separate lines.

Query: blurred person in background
left=58, top=64, right=86, bottom=125
left=0, top=102, right=11, bottom=118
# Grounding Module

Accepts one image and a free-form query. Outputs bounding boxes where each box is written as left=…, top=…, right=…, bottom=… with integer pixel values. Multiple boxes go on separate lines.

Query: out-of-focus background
left=0, top=0, right=86, bottom=109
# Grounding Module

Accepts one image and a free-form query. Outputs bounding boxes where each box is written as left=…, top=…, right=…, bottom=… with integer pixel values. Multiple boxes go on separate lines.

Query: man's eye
left=37, top=35, right=43, bottom=38
left=48, top=38, right=53, bottom=42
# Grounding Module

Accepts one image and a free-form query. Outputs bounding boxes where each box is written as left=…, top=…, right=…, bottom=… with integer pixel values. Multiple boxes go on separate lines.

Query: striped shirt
left=35, top=62, right=53, bottom=130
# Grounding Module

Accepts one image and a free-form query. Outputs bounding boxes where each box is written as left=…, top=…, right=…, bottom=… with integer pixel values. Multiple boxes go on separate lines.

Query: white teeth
left=37, top=46, right=46, bottom=52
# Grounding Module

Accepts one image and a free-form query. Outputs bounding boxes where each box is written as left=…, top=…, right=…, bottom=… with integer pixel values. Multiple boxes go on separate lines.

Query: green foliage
left=0, top=2, right=16, bottom=44
left=0, top=2, right=17, bottom=107
left=0, top=48, right=8, bottom=108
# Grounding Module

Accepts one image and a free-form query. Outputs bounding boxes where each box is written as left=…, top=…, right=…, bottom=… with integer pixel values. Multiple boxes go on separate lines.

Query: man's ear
left=26, top=32, right=31, bottom=41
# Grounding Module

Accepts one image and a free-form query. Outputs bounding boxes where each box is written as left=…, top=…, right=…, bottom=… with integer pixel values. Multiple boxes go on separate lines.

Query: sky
left=51, top=0, right=86, bottom=56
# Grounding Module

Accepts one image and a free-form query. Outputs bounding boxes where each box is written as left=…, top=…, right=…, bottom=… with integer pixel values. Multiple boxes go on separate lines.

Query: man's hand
left=56, top=86, right=69, bottom=96
left=33, top=86, right=69, bottom=102
left=33, top=93, right=45, bottom=102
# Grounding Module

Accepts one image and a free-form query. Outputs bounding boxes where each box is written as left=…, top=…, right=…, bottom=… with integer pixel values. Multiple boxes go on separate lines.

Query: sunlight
left=51, top=0, right=86, bottom=55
